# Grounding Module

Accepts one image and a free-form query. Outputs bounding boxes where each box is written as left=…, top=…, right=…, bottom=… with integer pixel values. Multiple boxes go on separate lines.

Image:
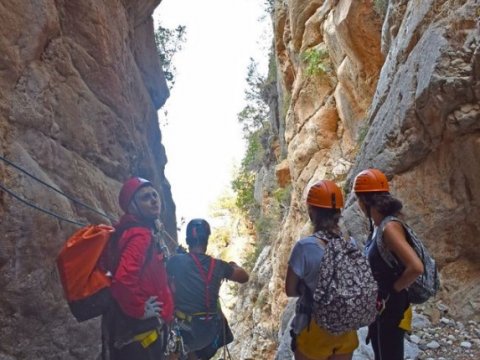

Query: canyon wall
left=229, top=0, right=480, bottom=358
left=1, top=0, right=479, bottom=359
left=0, top=0, right=176, bottom=358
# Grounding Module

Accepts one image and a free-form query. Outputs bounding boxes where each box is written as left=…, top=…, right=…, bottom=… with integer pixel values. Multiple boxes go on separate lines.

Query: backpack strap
left=189, top=253, right=216, bottom=316
left=376, top=215, right=404, bottom=269
left=102, top=229, right=123, bottom=276
left=107, top=227, right=153, bottom=278
left=312, top=229, right=342, bottom=245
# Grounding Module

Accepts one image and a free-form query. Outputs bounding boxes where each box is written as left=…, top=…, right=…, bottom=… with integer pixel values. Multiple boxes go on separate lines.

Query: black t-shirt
left=166, top=253, right=234, bottom=314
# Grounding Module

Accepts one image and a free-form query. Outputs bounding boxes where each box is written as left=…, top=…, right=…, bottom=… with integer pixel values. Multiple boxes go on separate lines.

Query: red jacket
left=110, top=216, right=174, bottom=323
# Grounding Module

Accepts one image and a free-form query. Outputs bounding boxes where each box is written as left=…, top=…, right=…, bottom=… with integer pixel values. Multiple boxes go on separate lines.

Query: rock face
left=345, top=0, right=480, bottom=322
left=0, top=0, right=176, bottom=358
left=229, top=0, right=480, bottom=358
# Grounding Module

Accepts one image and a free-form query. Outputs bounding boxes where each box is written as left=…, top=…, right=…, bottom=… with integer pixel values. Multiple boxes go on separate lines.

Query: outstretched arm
left=227, top=261, right=249, bottom=283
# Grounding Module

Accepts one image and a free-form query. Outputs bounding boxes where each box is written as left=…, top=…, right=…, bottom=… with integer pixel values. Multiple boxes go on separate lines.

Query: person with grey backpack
left=353, top=169, right=439, bottom=360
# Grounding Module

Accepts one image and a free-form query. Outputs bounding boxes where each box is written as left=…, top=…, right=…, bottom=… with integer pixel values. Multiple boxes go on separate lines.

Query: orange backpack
left=57, top=224, right=116, bottom=322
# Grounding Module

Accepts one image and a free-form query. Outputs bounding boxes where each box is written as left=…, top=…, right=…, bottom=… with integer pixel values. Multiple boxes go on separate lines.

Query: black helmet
left=186, top=218, right=211, bottom=247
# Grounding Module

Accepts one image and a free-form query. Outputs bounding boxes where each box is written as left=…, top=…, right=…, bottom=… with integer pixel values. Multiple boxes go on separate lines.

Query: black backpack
left=376, top=216, right=440, bottom=304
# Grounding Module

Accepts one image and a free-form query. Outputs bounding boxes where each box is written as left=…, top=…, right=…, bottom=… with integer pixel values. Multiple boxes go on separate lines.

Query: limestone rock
left=345, top=0, right=480, bottom=320
left=231, top=0, right=480, bottom=358
left=0, top=1, right=176, bottom=359
left=275, top=159, right=291, bottom=188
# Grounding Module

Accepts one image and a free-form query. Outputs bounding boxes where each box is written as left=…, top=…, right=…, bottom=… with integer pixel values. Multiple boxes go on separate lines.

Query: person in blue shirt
left=285, top=180, right=359, bottom=360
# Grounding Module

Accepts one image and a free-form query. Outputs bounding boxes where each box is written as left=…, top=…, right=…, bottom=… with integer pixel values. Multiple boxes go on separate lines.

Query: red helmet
left=118, top=177, right=152, bottom=212
left=353, top=169, right=389, bottom=193
left=306, top=180, right=344, bottom=209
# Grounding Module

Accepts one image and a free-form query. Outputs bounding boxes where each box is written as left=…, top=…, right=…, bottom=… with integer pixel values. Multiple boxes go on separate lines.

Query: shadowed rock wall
left=0, top=0, right=176, bottom=358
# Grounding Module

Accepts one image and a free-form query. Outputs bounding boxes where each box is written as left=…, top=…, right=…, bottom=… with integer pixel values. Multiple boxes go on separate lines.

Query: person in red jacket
left=102, top=177, right=174, bottom=360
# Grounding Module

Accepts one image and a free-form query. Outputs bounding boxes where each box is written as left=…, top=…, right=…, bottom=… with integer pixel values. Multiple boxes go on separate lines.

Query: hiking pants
left=369, top=320, right=405, bottom=360
left=369, top=290, right=409, bottom=360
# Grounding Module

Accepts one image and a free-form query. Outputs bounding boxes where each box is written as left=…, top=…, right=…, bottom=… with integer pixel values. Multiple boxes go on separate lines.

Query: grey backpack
left=376, top=216, right=440, bottom=304
left=312, top=230, right=378, bottom=335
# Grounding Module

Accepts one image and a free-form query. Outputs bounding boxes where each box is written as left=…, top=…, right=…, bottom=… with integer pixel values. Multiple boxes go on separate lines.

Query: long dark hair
left=308, top=205, right=341, bottom=233
left=356, top=192, right=403, bottom=216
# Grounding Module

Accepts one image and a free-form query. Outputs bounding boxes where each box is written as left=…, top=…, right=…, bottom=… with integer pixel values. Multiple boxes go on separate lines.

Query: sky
left=153, top=0, right=272, bottom=238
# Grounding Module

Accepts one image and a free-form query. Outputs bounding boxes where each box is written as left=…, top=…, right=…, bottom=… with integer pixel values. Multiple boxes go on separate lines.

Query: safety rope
left=0, top=155, right=179, bottom=246
left=0, top=181, right=86, bottom=226
left=0, top=154, right=116, bottom=221
left=161, top=227, right=178, bottom=249
left=155, top=220, right=178, bottom=256
left=222, top=313, right=228, bottom=360
left=219, top=291, right=234, bottom=360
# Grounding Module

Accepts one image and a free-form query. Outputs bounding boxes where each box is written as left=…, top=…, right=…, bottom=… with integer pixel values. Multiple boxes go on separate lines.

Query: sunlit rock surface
left=229, top=0, right=480, bottom=358
left=0, top=0, right=175, bottom=358
left=344, top=0, right=480, bottom=321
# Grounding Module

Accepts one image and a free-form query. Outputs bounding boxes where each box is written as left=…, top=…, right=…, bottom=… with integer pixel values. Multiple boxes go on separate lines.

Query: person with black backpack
left=102, top=177, right=175, bottom=360
left=166, top=218, right=249, bottom=359
left=286, top=180, right=372, bottom=360
left=353, top=169, right=426, bottom=360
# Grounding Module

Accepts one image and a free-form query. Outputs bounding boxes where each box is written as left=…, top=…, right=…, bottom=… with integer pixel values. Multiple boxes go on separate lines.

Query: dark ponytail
left=308, top=206, right=341, bottom=233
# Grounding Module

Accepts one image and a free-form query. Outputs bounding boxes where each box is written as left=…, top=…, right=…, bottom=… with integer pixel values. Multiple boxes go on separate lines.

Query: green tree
left=301, top=48, right=330, bottom=76
left=237, top=59, right=270, bottom=136
left=154, top=24, right=187, bottom=89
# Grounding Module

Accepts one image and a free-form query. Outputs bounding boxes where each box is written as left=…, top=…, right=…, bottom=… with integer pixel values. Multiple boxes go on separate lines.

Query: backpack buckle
left=376, top=294, right=390, bottom=314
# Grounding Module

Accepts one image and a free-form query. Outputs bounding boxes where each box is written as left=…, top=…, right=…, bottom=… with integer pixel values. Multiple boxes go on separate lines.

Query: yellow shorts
left=295, top=320, right=359, bottom=359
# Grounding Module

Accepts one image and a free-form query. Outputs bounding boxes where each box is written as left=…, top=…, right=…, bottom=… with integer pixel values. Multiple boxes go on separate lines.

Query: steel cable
left=0, top=181, right=86, bottom=226
left=0, top=154, right=116, bottom=221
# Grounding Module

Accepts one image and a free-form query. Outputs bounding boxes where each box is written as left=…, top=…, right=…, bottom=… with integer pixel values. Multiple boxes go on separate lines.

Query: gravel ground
left=407, top=302, right=480, bottom=360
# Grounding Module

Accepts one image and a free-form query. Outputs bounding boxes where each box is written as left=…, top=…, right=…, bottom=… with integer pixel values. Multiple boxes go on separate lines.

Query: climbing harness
left=113, top=322, right=165, bottom=350
left=190, top=253, right=216, bottom=318
left=171, top=274, right=235, bottom=359
left=175, top=310, right=219, bottom=323
left=166, top=318, right=188, bottom=359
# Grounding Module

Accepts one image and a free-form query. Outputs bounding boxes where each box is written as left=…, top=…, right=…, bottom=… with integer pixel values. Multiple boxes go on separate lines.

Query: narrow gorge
left=0, top=0, right=479, bottom=359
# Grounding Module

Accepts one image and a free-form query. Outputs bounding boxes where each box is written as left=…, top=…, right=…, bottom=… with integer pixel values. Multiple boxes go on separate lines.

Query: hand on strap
left=142, top=296, right=163, bottom=320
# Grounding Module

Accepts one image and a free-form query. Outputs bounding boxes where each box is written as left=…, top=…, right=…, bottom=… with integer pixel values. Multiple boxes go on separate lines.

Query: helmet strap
left=130, top=195, right=148, bottom=219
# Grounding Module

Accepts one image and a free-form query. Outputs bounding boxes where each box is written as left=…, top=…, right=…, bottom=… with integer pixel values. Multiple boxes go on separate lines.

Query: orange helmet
left=353, top=169, right=389, bottom=193
left=306, top=180, right=344, bottom=209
